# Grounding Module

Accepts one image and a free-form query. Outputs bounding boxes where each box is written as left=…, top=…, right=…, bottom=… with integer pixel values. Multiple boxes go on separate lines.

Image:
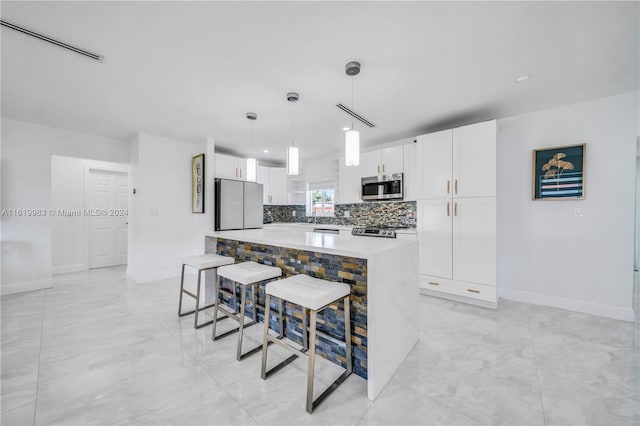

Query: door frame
left=83, top=160, right=129, bottom=269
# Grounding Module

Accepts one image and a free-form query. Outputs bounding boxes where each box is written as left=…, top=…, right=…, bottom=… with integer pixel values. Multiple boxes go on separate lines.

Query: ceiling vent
left=0, top=19, right=104, bottom=62
left=336, top=103, right=375, bottom=128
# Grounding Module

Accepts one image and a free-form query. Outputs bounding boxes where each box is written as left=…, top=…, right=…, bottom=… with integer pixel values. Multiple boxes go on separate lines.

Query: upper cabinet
left=361, top=146, right=404, bottom=176
left=416, top=120, right=496, bottom=199
left=403, top=142, right=418, bottom=201
left=215, top=153, right=247, bottom=181
left=453, top=120, right=496, bottom=198
left=257, top=166, right=287, bottom=205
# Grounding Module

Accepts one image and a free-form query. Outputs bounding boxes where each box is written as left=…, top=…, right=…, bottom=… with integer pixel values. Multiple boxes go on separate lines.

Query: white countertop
left=206, top=227, right=417, bottom=258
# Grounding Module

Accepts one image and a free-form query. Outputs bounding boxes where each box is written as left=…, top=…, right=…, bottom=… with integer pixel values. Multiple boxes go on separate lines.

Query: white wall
left=51, top=156, right=128, bottom=274
left=1, top=118, right=130, bottom=295
left=126, top=133, right=214, bottom=283
left=497, top=91, right=638, bottom=321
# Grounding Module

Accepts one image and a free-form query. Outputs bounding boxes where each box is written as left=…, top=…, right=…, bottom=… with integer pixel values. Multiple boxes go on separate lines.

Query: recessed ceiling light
left=515, top=75, right=530, bottom=83
left=263, top=149, right=269, bottom=153
left=342, top=127, right=350, bottom=131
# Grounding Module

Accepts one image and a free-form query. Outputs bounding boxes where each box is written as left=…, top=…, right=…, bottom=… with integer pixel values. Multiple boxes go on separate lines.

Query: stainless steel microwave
left=361, top=173, right=404, bottom=201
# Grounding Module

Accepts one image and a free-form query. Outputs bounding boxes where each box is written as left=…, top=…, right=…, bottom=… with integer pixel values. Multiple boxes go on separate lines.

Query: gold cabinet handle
left=382, top=164, right=385, bottom=173
left=377, top=164, right=380, bottom=174
left=428, top=281, right=440, bottom=286
left=447, top=180, right=450, bottom=194
left=447, top=202, right=450, bottom=217
left=240, top=168, right=242, bottom=178
left=454, top=202, right=457, bottom=216
left=467, top=289, right=480, bottom=294
left=454, top=179, right=458, bottom=194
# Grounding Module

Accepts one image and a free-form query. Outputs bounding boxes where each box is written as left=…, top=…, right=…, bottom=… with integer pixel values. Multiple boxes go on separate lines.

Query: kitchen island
left=205, top=227, right=419, bottom=401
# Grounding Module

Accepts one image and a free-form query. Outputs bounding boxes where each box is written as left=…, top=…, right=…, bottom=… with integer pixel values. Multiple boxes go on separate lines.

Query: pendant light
left=345, top=61, right=361, bottom=167
left=286, top=92, right=300, bottom=176
left=246, top=112, right=257, bottom=182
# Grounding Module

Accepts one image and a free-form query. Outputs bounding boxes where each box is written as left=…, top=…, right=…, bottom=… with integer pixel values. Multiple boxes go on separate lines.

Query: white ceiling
left=1, top=1, right=638, bottom=165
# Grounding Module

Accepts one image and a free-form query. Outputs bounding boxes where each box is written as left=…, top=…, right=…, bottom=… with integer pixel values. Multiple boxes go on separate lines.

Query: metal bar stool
left=212, top=261, right=282, bottom=361
left=260, top=274, right=352, bottom=414
left=178, top=254, right=235, bottom=328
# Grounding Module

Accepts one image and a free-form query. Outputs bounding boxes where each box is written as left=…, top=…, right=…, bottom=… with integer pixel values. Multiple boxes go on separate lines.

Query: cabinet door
left=452, top=120, right=496, bottom=198
left=417, top=199, right=452, bottom=279
left=361, top=151, right=381, bottom=176
left=380, top=146, right=404, bottom=175
left=403, top=143, right=417, bottom=201
left=215, top=153, right=238, bottom=180
left=235, top=158, right=247, bottom=181
left=416, top=129, right=453, bottom=199
left=452, top=197, right=496, bottom=285
left=257, top=166, right=271, bottom=204
left=338, top=157, right=362, bottom=204
left=270, top=167, right=288, bottom=205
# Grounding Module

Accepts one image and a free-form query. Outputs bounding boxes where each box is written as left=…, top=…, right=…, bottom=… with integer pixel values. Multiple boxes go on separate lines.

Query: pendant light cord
left=351, top=75, right=355, bottom=130
left=291, top=101, right=295, bottom=148
left=250, top=120, right=254, bottom=157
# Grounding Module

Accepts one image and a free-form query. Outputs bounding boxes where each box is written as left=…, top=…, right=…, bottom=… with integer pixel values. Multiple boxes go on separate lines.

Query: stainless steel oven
left=361, top=173, right=403, bottom=201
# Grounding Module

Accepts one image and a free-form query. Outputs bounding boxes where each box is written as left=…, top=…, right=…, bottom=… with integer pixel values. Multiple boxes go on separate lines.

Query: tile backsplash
left=263, top=201, right=416, bottom=228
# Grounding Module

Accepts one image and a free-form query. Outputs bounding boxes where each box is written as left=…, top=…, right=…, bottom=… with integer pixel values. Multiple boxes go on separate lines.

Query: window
left=307, top=188, right=334, bottom=217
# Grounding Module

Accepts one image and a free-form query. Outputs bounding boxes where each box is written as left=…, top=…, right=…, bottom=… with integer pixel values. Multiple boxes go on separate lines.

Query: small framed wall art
left=192, top=153, right=205, bottom=213
left=532, top=144, right=585, bottom=200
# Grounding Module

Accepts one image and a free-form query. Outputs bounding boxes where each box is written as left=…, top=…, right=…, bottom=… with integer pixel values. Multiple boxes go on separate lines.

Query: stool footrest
left=178, top=302, right=216, bottom=318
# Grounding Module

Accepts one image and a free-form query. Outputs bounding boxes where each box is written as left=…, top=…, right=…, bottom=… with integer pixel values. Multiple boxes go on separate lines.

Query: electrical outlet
left=574, top=207, right=584, bottom=218
left=344, top=211, right=350, bottom=218
left=149, top=208, right=159, bottom=216
left=292, top=211, right=296, bottom=217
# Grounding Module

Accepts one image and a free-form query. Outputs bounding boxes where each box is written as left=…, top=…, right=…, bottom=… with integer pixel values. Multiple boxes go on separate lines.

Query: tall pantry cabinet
left=416, top=120, right=497, bottom=305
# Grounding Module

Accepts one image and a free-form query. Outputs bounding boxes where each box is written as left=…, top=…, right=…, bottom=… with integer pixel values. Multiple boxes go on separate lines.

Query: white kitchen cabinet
left=403, top=143, right=418, bottom=201
left=417, top=199, right=452, bottom=279
left=338, top=156, right=361, bottom=204
left=416, top=120, right=497, bottom=305
left=417, top=120, right=496, bottom=199
left=451, top=197, right=496, bottom=285
left=417, top=197, right=496, bottom=287
left=416, top=129, right=453, bottom=199
left=258, top=166, right=287, bottom=205
left=453, top=120, right=496, bottom=198
left=269, top=167, right=287, bottom=204
left=361, top=146, right=404, bottom=176
left=215, top=153, right=247, bottom=181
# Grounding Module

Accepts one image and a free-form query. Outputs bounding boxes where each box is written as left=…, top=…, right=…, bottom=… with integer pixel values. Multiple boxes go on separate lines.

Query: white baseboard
left=499, top=287, right=635, bottom=322
left=126, top=267, right=179, bottom=284
left=52, top=264, right=87, bottom=275
left=1, top=278, right=53, bottom=296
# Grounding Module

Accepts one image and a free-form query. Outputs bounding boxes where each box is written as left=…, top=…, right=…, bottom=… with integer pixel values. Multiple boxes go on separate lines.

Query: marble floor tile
left=1, top=267, right=638, bottom=425
left=1, top=401, right=36, bottom=426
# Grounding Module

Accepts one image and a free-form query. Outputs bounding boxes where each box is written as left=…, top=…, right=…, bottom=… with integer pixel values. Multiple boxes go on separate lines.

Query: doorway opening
left=51, top=156, right=129, bottom=274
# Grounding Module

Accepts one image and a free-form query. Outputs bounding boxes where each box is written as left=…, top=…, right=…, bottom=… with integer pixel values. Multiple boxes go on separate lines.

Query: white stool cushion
left=265, top=275, right=350, bottom=311
left=183, top=254, right=234, bottom=270
left=217, top=261, right=281, bottom=285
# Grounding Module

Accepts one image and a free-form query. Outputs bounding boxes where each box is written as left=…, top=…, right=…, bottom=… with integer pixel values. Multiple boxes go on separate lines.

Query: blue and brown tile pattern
left=216, top=238, right=368, bottom=379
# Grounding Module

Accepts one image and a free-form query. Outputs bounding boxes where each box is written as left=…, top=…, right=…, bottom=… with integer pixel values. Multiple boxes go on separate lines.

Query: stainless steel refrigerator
left=214, top=178, right=264, bottom=230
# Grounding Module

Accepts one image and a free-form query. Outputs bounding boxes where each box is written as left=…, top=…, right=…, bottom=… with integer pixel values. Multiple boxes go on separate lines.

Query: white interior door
left=88, top=170, right=128, bottom=268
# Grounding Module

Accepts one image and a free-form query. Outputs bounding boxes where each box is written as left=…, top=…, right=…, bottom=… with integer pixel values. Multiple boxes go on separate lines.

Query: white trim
left=52, top=264, right=87, bottom=275
left=126, top=267, right=179, bottom=284
left=420, top=288, right=498, bottom=310
left=499, top=287, right=635, bottom=322
left=1, top=278, right=53, bottom=296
